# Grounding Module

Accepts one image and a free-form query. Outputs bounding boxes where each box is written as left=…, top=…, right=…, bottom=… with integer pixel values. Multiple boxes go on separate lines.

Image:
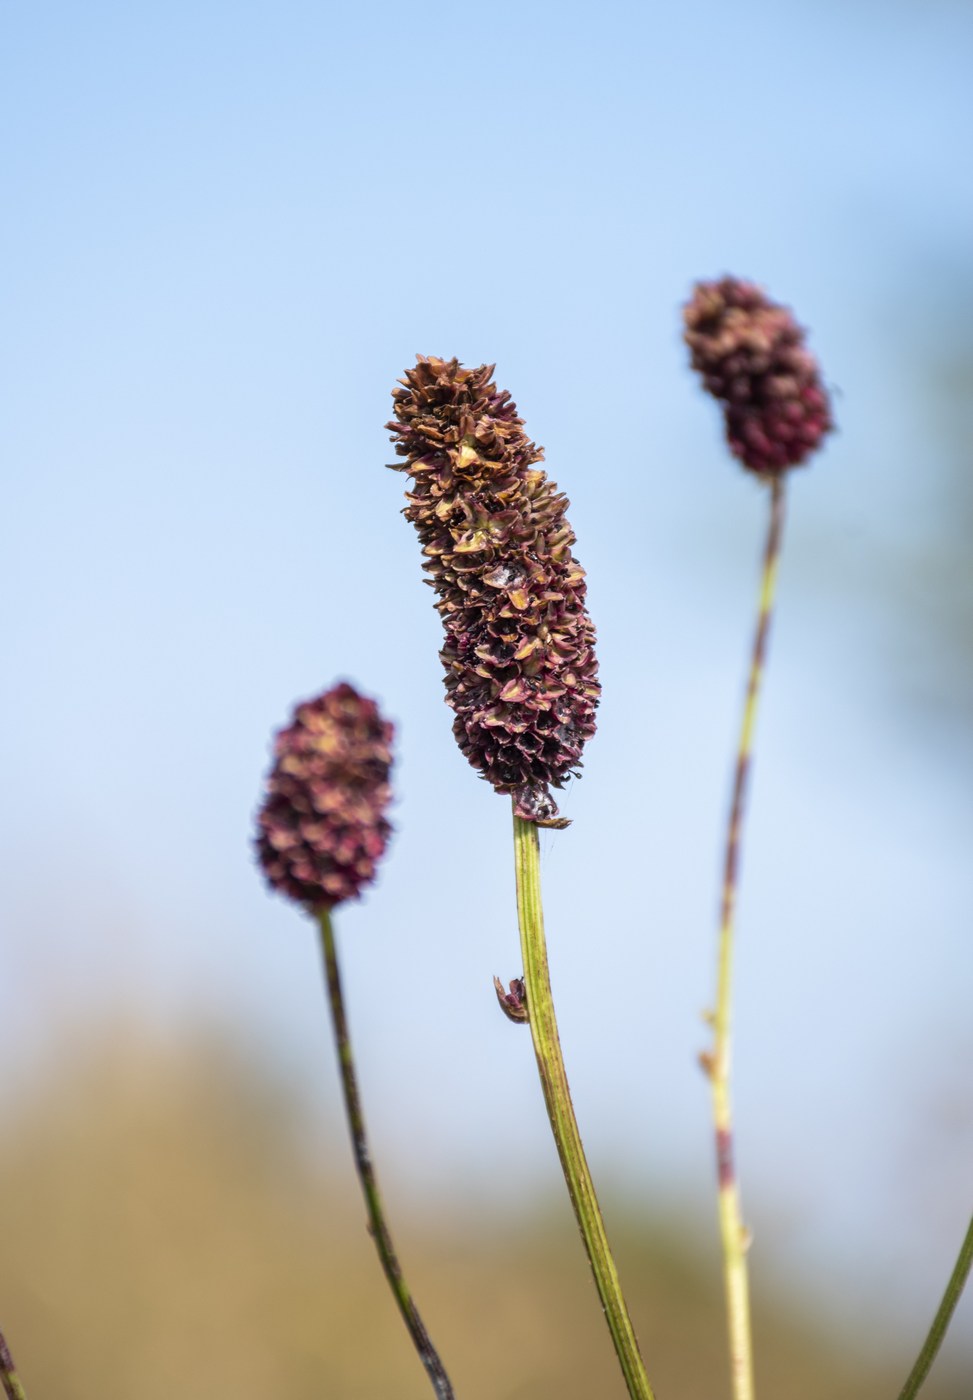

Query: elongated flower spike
left=387, top=356, right=600, bottom=827
left=684, top=276, right=832, bottom=1400
left=255, top=683, right=456, bottom=1400
left=388, top=359, right=654, bottom=1400
left=683, top=276, right=832, bottom=475
left=256, top=681, right=394, bottom=911
left=688, top=281, right=973, bottom=1400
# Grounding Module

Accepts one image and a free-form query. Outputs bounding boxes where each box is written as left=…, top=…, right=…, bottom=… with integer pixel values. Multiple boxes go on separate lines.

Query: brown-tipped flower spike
left=683, top=277, right=832, bottom=476
left=387, top=356, right=600, bottom=826
left=256, top=682, right=393, bottom=912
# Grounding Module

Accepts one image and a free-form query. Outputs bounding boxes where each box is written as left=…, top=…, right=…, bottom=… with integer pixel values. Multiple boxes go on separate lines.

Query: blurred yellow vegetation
left=0, top=1025, right=962, bottom=1399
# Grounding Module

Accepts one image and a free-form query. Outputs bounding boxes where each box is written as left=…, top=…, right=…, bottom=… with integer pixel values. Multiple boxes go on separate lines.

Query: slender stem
left=512, top=809, right=656, bottom=1400
left=896, top=1212, right=973, bottom=1400
left=0, top=1329, right=28, bottom=1400
left=707, top=475, right=786, bottom=1400
left=317, top=909, right=456, bottom=1400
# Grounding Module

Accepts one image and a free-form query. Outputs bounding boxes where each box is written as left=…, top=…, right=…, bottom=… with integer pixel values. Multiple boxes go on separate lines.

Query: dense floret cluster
left=388, top=356, right=599, bottom=825
left=256, top=682, right=393, bottom=911
left=684, top=277, right=832, bottom=475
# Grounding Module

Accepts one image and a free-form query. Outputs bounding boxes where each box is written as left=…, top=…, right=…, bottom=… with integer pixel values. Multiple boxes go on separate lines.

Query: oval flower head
left=388, top=356, right=600, bottom=827
left=255, top=682, right=394, bottom=912
left=683, top=277, right=832, bottom=475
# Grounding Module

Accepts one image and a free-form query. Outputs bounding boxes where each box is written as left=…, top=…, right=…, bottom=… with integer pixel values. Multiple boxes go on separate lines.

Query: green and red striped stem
left=704, top=475, right=786, bottom=1400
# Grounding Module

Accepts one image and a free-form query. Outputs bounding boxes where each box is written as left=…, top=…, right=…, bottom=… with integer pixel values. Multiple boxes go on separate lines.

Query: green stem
left=317, top=909, right=456, bottom=1400
left=512, top=809, right=656, bottom=1400
left=707, top=475, right=787, bottom=1400
left=0, top=1328, right=28, bottom=1400
left=896, top=1212, right=973, bottom=1400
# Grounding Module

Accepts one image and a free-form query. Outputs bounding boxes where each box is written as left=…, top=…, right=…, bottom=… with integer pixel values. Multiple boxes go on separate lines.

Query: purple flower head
left=255, top=682, right=394, bottom=912
left=684, top=277, right=832, bottom=476
left=387, top=356, right=600, bottom=827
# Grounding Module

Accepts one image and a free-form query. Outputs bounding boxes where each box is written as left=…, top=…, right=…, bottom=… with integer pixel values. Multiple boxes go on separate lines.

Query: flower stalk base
left=897, top=1211, right=973, bottom=1400
left=0, top=1330, right=27, bottom=1400
left=318, top=909, right=455, bottom=1400
left=513, top=809, right=655, bottom=1400
left=703, top=475, right=787, bottom=1400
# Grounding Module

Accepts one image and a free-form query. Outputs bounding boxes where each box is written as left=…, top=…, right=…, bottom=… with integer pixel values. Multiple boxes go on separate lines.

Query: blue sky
left=3, top=0, right=972, bottom=1362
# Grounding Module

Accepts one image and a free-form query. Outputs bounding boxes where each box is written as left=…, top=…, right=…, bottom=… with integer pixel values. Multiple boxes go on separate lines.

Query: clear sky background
left=2, top=0, right=972, bottom=1367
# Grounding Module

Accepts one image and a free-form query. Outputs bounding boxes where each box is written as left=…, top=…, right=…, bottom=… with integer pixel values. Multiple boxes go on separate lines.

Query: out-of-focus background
left=2, top=2, right=971, bottom=1396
